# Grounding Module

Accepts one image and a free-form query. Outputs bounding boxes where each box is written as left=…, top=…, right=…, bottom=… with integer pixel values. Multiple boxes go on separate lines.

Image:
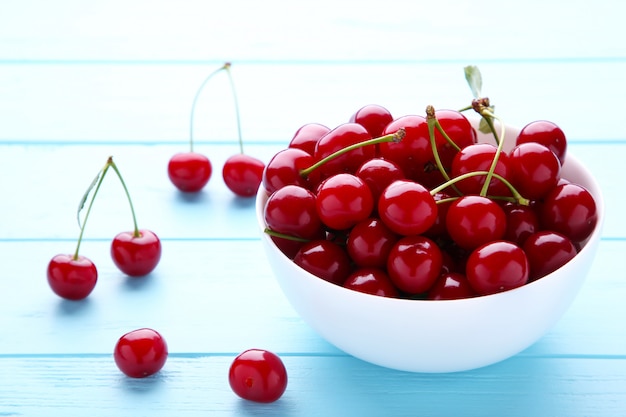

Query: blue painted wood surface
left=1, top=1, right=625, bottom=415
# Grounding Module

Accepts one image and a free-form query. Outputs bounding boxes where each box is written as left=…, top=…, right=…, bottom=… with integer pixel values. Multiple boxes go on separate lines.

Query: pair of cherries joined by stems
left=47, top=156, right=161, bottom=300
left=263, top=67, right=598, bottom=299
left=168, top=62, right=265, bottom=197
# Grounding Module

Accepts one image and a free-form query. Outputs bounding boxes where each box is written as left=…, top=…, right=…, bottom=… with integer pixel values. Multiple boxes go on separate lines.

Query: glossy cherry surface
left=502, top=202, right=540, bottom=246
left=540, top=183, right=598, bottom=243
left=427, top=272, right=476, bottom=300
left=47, top=254, right=98, bottom=300
left=110, top=229, right=162, bottom=277
left=451, top=143, right=512, bottom=196
left=515, top=120, right=567, bottom=165
left=315, top=173, right=374, bottom=230
left=377, top=179, right=437, bottom=236
left=355, top=157, right=405, bottom=203
left=264, top=185, right=323, bottom=240
left=343, top=267, right=399, bottom=298
left=465, top=240, right=529, bottom=295
left=222, top=153, right=265, bottom=197
left=509, top=142, right=561, bottom=200
left=114, top=328, right=168, bottom=378
left=262, top=147, right=318, bottom=194
left=378, top=115, right=431, bottom=181
left=288, top=122, right=331, bottom=156
left=445, top=195, right=507, bottom=250
left=386, top=235, right=443, bottom=294
left=229, top=349, right=288, bottom=403
left=349, top=104, right=394, bottom=138
left=313, top=122, right=375, bottom=178
left=346, top=217, right=398, bottom=268
left=167, top=152, right=212, bottom=192
left=523, top=230, right=578, bottom=281
left=293, top=240, right=352, bottom=285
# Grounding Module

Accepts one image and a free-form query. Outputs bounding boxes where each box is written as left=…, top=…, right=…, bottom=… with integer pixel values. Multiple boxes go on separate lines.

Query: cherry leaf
left=77, top=170, right=103, bottom=228
left=464, top=65, right=482, bottom=98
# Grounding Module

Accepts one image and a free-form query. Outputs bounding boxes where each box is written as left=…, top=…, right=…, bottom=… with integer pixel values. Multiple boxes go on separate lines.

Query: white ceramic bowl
left=256, top=122, right=604, bottom=373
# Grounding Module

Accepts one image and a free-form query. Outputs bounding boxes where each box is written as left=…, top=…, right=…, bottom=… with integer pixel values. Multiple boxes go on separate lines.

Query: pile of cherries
left=262, top=103, right=598, bottom=300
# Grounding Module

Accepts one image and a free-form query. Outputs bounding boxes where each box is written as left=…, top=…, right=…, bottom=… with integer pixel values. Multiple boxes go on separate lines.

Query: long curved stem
left=479, top=109, right=506, bottom=196
left=223, top=63, right=244, bottom=154
left=74, top=162, right=110, bottom=259
left=189, top=63, right=229, bottom=152
left=108, top=157, right=140, bottom=237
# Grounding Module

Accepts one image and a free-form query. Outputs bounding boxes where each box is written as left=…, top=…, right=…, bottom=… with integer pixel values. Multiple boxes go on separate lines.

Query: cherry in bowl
left=256, top=121, right=604, bottom=373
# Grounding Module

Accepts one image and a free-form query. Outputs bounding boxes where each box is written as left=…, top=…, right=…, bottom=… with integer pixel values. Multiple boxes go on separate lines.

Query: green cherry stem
left=425, top=105, right=462, bottom=196
left=73, top=160, right=111, bottom=260
left=263, top=227, right=311, bottom=242
left=476, top=106, right=506, bottom=197
left=299, top=128, right=405, bottom=178
left=107, top=157, right=141, bottom=237
left=189, top=62, right=230, bottom=152
left=223, top=63, right=245, bottom=154
left=430, top=170, right=529, bottom=206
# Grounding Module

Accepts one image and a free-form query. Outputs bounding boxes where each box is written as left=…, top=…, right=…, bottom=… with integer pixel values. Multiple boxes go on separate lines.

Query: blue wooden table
left=1, top=1, right=624, bottom=415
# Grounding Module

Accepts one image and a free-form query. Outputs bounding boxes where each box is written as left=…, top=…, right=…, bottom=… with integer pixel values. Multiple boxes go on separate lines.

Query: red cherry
left=427, top=272, right=476, bottom=300
left=509, top=142, right=561, bottom=200
left=229, top=349, right=288, bottom=403
left=314, top=123, right=375, bottom=178
left=293, top=240, right=352, bottom=285
left=289, top=123, right=331, bottom=156
left=424, top=191, right=453, bottom=238
left=222, top=153, right=265, bottom=197
left=523, top=230, right=578, bottom=281
left=540, top=183, right=597, bottom=243
left=167, top=152, right=212, bottom=192
left=349, top=104, right=394, bottom=138
left=343, top=267, right=399, bottom=298
left=378, top=115, right=432, bottom=181
left=114, top=328, right=168, bottom=378
left=516, top=120, right=567, bottom=165
left=316, top=173, right=374, bottom=231
left=446, top=195, right=507, bottom=250
left=47, top=254, right=98, bottom=300
left=262, top=147, right=319, bottom=194
left=111, top=229, right=162, bottom=277
left=355, top=157, right=405, bottom=203
left=377, top=179, right=438, bottom=236
left=466, top=240, right=529, bottom=295
left=264, top=185, right=323, bottom=240
left=387, top=235, right=443, bottom=295
left=451, top=143, right=512, bottom=196
left=346, top=217, right=399, bottom=268
left=502, top=202, right=540, bottom=246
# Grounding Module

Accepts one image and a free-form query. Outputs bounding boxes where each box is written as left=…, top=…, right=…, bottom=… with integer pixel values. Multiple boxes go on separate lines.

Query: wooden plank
left=0, top=239, right=622, bottom=357
left=0, top=62, right=625, bottom=143
left=1, top=355, right=625, bottom=416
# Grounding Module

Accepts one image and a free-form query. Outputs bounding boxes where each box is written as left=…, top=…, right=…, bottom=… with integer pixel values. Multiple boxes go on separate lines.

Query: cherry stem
left=189, top=62, right=231, bottom=153
left=425, top=105, right=462, bottom=196
left=299, top=128, right=405, bottom=177
left=263, top=227, right=311, bottom=243
left=223, top=64, right=244, bottom=154
left=430, top=170, right=529, bottom=206
left=107, top=157, right=141, bottom=237
left=477, top=108, right=506, bottom=197
left=73, top=161, right=111, bottom=259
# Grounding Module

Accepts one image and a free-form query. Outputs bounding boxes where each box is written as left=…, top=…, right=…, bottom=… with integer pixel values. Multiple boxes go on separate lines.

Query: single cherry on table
left=114, top=328, right=168, bottom=378
left=229, top=349, right=288, bottom=403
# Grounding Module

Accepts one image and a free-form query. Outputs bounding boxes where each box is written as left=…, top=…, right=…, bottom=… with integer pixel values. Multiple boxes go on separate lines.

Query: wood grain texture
left=1, top=0, right=624, bottom=415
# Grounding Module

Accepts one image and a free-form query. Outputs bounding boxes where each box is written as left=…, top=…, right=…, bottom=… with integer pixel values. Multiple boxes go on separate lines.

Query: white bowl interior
left=256, top=122, right=605, bottom=373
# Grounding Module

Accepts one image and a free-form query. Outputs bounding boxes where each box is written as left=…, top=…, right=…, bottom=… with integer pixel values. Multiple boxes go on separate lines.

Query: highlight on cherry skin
left=47, top=156, right=161, bottom=300
left=260, top=67, right=599, bottom=301
left=114, top=328, right=168, bottom=378
left=229, top=348, right=288, bottom=403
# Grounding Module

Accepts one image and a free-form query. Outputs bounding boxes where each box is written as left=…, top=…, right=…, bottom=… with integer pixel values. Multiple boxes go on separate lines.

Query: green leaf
left=464, top=65, right=482, bottom=98
left=478, top=117, right=492, bottom=134
left=77, top=169, right=103, bottom=229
